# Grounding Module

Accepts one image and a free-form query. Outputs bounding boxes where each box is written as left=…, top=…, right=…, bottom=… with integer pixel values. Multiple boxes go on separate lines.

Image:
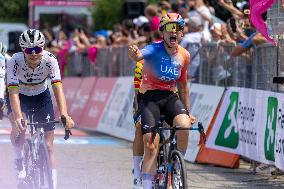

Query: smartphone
left=230, top=18, right=237, bottom=33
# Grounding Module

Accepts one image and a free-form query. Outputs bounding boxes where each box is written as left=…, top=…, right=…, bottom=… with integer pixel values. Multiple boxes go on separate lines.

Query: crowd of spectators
left=41, top=0, right=269, bottom=78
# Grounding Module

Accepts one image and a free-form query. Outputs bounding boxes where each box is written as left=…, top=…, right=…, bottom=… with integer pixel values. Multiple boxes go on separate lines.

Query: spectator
left=144, top=4, right=160, bottom=32
left=231, top=12, right=268, bottom=57
left=180, top=16, right=203, bottom=46
left=187, top=0, right=213, bottom=42
left=210, top=23, right=222, bottom=43
left=181, top=16, right=204, bottom=80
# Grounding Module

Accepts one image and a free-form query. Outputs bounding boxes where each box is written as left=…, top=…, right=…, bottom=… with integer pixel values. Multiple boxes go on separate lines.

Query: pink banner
left=69, top=77, right=97, bottom=124
left=62, top=77, right=82, bottom=112
left=30, top=0, right=94, bottom=7
left=79, top=77, right=117, bottom=129
left=250, top=0, right=277, bottom=44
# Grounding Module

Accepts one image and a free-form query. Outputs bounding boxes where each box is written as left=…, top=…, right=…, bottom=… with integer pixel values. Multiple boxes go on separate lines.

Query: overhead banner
left=185, top=84, right=225, bottom=162
left=96, top=77, right=135, bottom=141
left=207, top=87, right=284, bottom=171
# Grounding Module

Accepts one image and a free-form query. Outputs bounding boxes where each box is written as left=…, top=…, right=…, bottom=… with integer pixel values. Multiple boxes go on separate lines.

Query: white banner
left=185, top=84, right=225, bottom=162
left=97, top=77, right=135, bottom=141
left=206, top=87, right=284, bottom=171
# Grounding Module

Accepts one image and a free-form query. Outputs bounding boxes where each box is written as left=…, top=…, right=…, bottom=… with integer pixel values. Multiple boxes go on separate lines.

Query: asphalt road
left=0, top=118, right=283, bottom=189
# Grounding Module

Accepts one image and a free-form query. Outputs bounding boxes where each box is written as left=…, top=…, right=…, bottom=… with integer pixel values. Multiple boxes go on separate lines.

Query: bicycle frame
left=156, top=122, right=206, bottom=151
left=152, top=121, right=206, bottom=189
left=17, top=116, right=71, bottom=189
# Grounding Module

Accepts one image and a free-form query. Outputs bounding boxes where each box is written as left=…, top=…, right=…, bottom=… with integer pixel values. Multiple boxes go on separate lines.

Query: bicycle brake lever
left=64, top=128, right=72, bottom=140
left=198, top=122, right=206, bottom=144
left=61, top=115, right=72, bottom=140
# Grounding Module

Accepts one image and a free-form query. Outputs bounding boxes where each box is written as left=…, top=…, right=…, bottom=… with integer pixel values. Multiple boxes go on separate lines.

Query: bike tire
left=169, top=150, right=188, bottom=189
left=38, top=142, right=53, bottom=189
left=18, top=140, right=35, bottom=189
left=154, top=136, right=169, bottom=189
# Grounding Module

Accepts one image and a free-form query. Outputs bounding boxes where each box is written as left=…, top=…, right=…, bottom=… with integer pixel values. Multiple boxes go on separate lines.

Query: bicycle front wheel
left=169, top=150, right=188, bottom=189
left=17, top=140, right=35, bottom=189
left=38, top=142, right=53, bottom=189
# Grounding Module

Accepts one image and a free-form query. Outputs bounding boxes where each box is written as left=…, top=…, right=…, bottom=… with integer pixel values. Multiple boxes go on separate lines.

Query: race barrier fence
left=64, top=41, right=284, bottom=93
left=55, top=76, right=282, bottom=170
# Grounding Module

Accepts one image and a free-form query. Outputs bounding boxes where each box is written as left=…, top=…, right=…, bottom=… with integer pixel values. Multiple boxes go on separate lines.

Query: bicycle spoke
left=170, top=151, right=187, bottom=189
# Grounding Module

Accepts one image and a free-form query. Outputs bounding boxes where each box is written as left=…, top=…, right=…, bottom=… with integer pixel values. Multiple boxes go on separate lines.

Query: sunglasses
left=164, top=23, right=183, bottom=32
left=24, top=47, right=43, bottom=54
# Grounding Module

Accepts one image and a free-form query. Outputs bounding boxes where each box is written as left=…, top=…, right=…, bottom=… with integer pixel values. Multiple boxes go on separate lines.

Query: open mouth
left=170, top=36, right=177, bottom=44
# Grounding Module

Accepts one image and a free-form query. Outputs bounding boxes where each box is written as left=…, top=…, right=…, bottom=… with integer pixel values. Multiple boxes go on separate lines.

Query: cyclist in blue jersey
left=129, top=13, right=195, bottom=189
left=6, top=29, right=74, bottom=189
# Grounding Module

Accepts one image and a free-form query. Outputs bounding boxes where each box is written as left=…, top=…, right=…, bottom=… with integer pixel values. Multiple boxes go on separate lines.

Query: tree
left=91, top=0, right=124, bottom=30
left=0, top=0, right=28, bottom=23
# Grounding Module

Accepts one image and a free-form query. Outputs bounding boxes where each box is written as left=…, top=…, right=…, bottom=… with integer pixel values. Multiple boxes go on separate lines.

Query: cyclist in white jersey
left=0, top=42, right=12, bottom=119
left=6, top=29, right=74, bottom=189
left=0, top=42, right=10, bottom=119
left=0, top=42, right=6, bottom=118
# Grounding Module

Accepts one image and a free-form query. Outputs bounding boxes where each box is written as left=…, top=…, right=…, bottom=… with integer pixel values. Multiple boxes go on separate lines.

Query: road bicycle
left=150, top=118, right=206, bottom=189
left=16, top=115, right=72, bottom=189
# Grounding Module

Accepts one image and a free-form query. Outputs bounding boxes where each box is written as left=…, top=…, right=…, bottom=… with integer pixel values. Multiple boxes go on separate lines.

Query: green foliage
left=0, top=0, right=28, bottom=23
left=148, top=0, right=159, bottom=4
left=91, top=0, right=124, bottom=30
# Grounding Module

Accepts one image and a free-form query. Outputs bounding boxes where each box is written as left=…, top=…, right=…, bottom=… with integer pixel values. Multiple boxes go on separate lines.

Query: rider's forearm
left=8, top=88, right=23, bottom=119
left=52, top=83, right=68, bottom=116
left=178, top=82, right=190, bottom=112
left=218, top=1, right=243, bottom=17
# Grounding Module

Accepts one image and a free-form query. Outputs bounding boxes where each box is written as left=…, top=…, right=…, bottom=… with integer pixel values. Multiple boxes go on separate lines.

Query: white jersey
left=5, top=54, right=11, bottom=62
left=7, top=50, right=62, bottom=96
left=0, top=54, right=5, bottom=99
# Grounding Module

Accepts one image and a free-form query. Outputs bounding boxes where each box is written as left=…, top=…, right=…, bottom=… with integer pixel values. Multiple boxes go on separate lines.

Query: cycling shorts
left=6, top=89, right=56, bottom=131
left=138, top=90, right=188, bottom=134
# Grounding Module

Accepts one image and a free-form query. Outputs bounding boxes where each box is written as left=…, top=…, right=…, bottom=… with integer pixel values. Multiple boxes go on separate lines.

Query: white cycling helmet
left=0, top=42, right=7, bottom=56
left=19, top=29, right=45, bottom=48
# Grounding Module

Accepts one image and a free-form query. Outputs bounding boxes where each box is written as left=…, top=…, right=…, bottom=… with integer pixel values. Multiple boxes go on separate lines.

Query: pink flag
left=250, top=0, right=277, bottom=45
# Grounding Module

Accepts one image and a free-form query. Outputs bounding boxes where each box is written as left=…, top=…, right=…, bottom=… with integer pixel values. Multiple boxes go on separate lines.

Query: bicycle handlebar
left=150, top=122, right=206, bottom=145
left=15, top=115, right=72, bottom=144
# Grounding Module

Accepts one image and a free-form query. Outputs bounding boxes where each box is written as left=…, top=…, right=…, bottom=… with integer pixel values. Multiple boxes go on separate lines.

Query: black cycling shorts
left=138, top=90, right=188, bottom=135
left=6, top=89, right=56, bottom=131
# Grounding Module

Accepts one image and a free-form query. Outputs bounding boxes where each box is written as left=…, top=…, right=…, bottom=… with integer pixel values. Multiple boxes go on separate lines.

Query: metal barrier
left=63, top=41, right=283, bottom=92
left=65, top=46, right=135, bottom=77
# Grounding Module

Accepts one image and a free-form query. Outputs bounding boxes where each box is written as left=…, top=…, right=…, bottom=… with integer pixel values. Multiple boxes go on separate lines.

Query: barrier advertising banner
left=96, top=77, right=135, bottom=140
left=79, top=77, right=117, bottom=129
left=207, top=87, right=284, bottom=171
left=69, top=77, right=96, bottom=124
left=62, top=77, right=82, bottom=112
left=185, top=84, right=225, bottom=162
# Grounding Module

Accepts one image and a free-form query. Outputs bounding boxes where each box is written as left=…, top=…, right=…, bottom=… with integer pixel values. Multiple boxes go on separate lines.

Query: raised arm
left=218, top=0, right=243, bottom=18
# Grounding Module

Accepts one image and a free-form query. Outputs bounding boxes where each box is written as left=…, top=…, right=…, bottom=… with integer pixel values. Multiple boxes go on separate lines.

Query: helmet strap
left=162, top=36, right=178, bottom=55
left=163, top=36, right=172, bottom=48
